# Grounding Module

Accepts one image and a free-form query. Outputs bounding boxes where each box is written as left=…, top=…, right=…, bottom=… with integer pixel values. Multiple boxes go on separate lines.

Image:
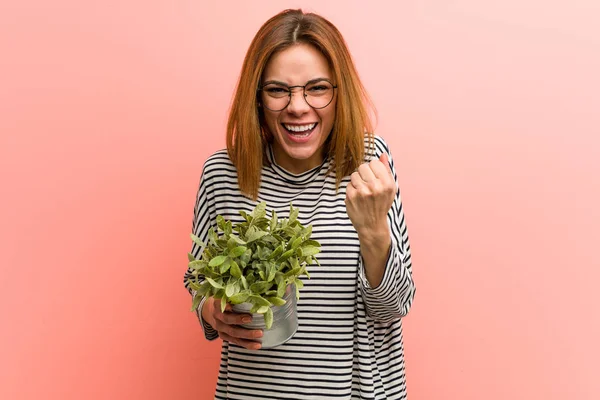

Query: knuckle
left=224, top=324, right=235, bottom=337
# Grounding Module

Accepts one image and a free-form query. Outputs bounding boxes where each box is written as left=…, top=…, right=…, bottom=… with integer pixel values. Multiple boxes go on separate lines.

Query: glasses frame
left=257, top=78, right=338, bottom=111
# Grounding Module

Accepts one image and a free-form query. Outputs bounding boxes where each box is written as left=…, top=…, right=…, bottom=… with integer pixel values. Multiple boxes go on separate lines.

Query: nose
left=286, top=87, right=311, bottom=115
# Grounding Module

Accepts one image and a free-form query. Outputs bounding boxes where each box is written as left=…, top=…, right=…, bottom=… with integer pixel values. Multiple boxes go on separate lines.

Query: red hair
left=226, top=9, right=376, bottom=199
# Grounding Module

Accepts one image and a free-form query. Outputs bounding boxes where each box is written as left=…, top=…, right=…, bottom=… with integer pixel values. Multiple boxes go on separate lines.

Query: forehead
left=262, top=43, right=332, bottom=84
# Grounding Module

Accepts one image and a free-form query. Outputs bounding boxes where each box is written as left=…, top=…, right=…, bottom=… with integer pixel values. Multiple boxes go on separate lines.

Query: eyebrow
left=261, top=77, right=331, bottom=87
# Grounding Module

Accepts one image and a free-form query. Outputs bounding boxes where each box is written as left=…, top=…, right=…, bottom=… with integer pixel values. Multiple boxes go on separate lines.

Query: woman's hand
left=345, top=152, right=396, bottom=236
left=202, top=297, right=263, bottom=350
left=345, top=152, right=396, bottom=287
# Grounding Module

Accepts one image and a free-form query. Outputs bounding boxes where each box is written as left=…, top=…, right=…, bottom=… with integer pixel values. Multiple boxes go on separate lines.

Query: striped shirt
left=184, top=135, right=416, bottom=399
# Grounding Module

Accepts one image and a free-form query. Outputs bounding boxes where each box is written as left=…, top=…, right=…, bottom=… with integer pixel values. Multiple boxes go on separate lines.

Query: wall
left=1, top=0, right=598, bottom=399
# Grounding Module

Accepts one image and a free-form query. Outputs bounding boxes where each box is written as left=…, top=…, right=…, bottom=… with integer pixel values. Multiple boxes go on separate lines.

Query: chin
left=284, top=147, right=319, bottom=160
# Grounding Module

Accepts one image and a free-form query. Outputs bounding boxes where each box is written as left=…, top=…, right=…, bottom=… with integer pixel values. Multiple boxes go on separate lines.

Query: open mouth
left=281, top=123, right=317, bottom=142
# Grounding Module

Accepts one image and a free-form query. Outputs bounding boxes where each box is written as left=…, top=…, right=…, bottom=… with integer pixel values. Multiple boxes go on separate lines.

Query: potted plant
left=186, top=202, right=321, bottom=348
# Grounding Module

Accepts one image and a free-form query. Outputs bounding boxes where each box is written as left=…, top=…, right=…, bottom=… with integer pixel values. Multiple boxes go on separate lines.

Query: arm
left=349, top=137, right=416, bottom=322
left=357, top=184, right=415, bottom=322
left=183, top=166, right=219, bottom=341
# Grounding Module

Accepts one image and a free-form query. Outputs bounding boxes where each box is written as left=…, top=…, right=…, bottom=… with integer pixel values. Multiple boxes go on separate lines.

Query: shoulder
left=201, top=149, right=237, bottom=181
left=363, top=134, right=392, bottom=161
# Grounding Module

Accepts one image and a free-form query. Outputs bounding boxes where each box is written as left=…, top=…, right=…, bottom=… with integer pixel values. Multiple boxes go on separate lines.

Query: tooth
left=284, top=123, right=315, bottom=133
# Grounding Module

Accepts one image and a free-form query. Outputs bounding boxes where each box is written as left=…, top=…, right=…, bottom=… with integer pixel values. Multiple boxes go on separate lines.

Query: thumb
left=379, top=152, right=392, bottom=172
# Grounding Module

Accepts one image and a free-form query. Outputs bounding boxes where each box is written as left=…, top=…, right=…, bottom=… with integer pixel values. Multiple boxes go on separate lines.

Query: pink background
left=1, top=1, right=599, bottom=399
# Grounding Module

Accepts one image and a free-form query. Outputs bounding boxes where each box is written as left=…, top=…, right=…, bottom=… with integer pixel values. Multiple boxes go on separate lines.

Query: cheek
left=319, top=107, right=336, bottom=126
left=264, top=111, right=280, bottom=128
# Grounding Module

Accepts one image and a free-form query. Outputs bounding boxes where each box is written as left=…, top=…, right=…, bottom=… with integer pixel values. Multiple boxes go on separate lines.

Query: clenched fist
left=345, top=152, right=396, bottom=236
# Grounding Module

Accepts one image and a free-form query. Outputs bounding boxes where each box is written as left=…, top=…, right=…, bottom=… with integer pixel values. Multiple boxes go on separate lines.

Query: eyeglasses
left=258, top=78, right=338, bottom=111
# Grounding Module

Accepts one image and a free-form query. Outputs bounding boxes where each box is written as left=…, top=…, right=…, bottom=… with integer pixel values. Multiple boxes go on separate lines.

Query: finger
left=378, top=153, right=394, bottom=178
left=218, top=331, right=262, bottom=350
left=369, top=159, right=392, bottom=182
left=345, top=181, right=355, bottom=201
left=358, top=163, right=376, bottom=182
left=350, top=172, right=368, bottom=193
left=214, top=317, right=264, bottom=340
left=215, top=308, right=253, bottom=326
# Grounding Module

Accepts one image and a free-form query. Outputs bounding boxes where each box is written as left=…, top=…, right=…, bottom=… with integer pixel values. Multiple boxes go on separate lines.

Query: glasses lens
left=305, top=80, right=334, bottom=109
left=262, top=84, right=290, bottom=111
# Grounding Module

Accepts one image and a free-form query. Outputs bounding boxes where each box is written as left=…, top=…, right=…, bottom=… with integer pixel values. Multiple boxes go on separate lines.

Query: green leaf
left=246, top=226, right=267, bottom=243
left=267, top=245, right=282, bottom=260
left=208, top=228, right=218, bottom=247
left=209, top=255, right=228, bottom=267
left=250, top=281, right=272, bottom=294
left=270, top=210, right=277, bottom=232
left=230, top=235, right=246, bottom=245
left=229, top=291, right=250, bottom=304
left=225, top=283, right=235, bottom=298
left=248, top=295, right=271, bottom=307
left=256, top=305, right=270, bottom=314
left=188, top=260, right=205, bottom=269
left=230, top=260, right=242, bottom=278
left=187, top=252, right=197, bottom=262
left=217, top=215, right=226, bottom=231
left=291, top=237, right=303, bottom=250
left=301, top=225, right=313, bottom=240
left=277, top=280, right=286, bottom=297
left=227, top=237, right=237, bottom=251
left=264, top=308, right=274, bottom=329
left=289, top=203, right=299, bottom=223
left=266, top=297, right=286, bottom=306
left=294, top=278, right=304, bottom=289
left=190, top=233, right=206, bottom=249
left=198, top=281, right=211, bottom=297
left=274, top=272, right=284, bottom=285
left=300, top=246, right=320, bottom=257
left=229, top=246, right=247, bottom=258
left=267, top=263, right=277, bottom=282
left=190, top=293, right=202, bottom=312
left=277, top=249, right=295, bottom=262
left=262, top=235, right=278, bottom=245
left=205, top=277, right=224, bottom=289
left=221, top=297, right=227, bottom=313
left=219, top=257, right=231, bottom=274
left=240, top=275, right=248, bottom=290
left=253, top=202, right=267, bottom=219
left=284, top=266, right=303, bottom=279
left=290, top=256, right=300, bottom=269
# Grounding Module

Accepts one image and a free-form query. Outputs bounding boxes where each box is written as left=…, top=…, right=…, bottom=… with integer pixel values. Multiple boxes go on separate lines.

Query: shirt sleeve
left=183, top=163, right=220, bottom=341
left=357, top=136, right=416, bottom=323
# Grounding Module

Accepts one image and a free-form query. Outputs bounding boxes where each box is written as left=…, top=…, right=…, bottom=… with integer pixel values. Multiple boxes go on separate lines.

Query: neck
left=272, top=143, right=325, bottom=174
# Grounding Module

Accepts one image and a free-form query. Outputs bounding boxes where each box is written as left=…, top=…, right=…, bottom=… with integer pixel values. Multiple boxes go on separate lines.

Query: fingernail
left=255, top=330, right=263, bottom=338
left=242, top=317, right=251, bottom=323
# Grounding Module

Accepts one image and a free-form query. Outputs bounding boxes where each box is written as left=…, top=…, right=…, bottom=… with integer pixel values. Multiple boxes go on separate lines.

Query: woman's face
left=260, top=43, right=337, bottom=174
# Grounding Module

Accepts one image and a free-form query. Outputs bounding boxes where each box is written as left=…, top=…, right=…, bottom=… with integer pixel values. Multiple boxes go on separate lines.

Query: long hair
left=226, top=9, right=376, bottom=200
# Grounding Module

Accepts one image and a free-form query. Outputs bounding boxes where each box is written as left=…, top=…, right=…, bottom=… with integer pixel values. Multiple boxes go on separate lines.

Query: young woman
left=184, top=9, right=416, bottom=399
